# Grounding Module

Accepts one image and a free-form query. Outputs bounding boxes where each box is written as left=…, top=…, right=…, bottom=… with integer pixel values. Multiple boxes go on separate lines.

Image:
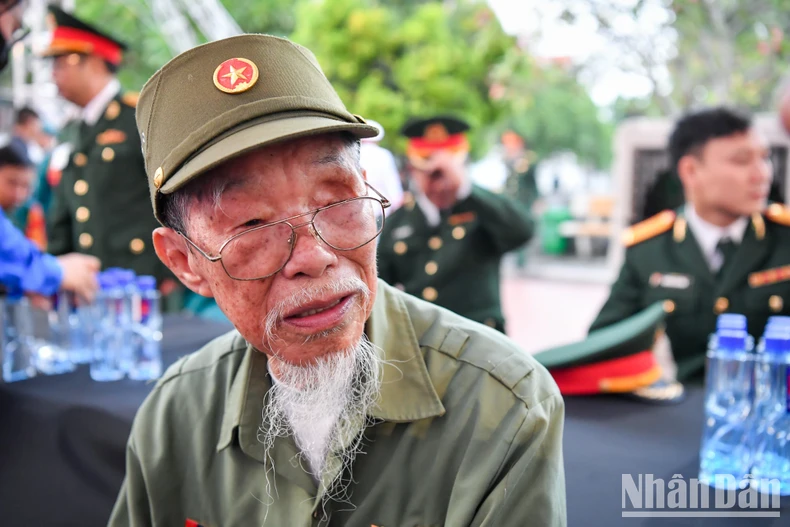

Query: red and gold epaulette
left=766, top=203, right=790, bottom=227
left=121, top=92, right=139, bottom=108
left=621, top=210, right=676, bottom=247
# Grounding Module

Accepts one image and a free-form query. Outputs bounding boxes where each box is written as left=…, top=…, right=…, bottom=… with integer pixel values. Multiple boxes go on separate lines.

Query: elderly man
left=108, top=35, right=565, bottom=526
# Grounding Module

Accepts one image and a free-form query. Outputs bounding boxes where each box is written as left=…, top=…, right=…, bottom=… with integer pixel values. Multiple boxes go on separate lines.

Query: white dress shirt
left=684, top=205, right=748, bottom=272
left=82, top=78, right=121, bottom=126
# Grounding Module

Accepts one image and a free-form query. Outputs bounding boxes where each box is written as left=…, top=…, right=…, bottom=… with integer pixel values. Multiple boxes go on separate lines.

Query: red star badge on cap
left=213, top=57, right=259, bottom=94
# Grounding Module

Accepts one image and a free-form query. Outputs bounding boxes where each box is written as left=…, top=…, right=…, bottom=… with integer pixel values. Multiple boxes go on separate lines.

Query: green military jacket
left=109, top=281, right=566, bottom=527
left=377, top=185, right=534, bottom=332
left=590, top=207, right=790, bottom=381
left=47, top=91, right=169, bottom=281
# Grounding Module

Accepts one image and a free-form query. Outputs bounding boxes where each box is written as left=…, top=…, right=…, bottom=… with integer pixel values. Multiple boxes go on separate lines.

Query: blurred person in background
left=377, top=116, right=534, bottom=333
left=0, top=1, right=100, bottom=302
left=42, top=6, right=173, bottom=289
left=10, top=106, right=43, bottom=164
left=591, top=107, right=790, bottom=383
left=502, top=130, right=539, bottom=268
left=359, top=119, right=404, bottom=216
left=0, top=142, right=46, bottom=249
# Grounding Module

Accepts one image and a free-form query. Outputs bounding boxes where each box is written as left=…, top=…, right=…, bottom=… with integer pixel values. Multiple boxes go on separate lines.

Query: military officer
left=377, top=117, right=534, bottom=333
left=42, top=6, right=170, bottom=283
left=591, top=107, right=790, bottom=382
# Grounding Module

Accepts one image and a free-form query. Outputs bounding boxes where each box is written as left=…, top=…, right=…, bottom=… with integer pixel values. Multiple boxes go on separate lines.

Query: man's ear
left=152, top=227, right=214, bottom=298
left=676, top=154, right=698, bottom=188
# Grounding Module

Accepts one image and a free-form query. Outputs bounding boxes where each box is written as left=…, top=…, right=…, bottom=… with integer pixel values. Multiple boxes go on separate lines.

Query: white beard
left=259, top=333, right=382, bottom=506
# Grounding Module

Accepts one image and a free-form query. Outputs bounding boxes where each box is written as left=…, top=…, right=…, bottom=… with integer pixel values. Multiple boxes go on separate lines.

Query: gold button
left=663, top=300, right=675, bottom=314
left=73, top=180, right=88, bottom=196
left=105, top=100, right=120, bottom=120
left=75, top=206, right=90, bottom=223
left=428, top=236, right=443, bottom=250
left=129, top=238, right=145, bottom=254
left=422, top=287, right=438, bottom=302
left=78, top=233, right=93, bottom=248
left=452, top=226, right=466, bottom=240
left=74, top=153, right=87, bottom=167
left=769, top=295, right=783, bottom=312
left=484, top=318, right=496, bottom=328
left=425, top=261, right=438, bottom=275
left=153, top=167, right=164, bottom=189
left=393, top=240, right=407, bottom=255
left=102, top=147, right=115, bottom=162
left=714, top=297, right=729, bottom=314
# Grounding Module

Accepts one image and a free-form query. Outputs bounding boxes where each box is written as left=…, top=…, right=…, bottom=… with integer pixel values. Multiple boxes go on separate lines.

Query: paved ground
left=501, top=274, right=610, bottom=355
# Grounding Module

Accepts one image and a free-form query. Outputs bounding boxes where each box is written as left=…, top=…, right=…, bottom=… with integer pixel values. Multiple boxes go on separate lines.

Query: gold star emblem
left=222, top=65, right=248, bottom=86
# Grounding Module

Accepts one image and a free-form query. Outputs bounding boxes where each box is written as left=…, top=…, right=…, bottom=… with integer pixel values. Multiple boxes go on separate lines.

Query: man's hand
left=412, top=149, right=468, bottom=210
left=56, top=253, right=100, bottom=303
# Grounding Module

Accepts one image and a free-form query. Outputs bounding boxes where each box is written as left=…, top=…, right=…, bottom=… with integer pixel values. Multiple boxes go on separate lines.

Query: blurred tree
left=291, top=0, right=514, bottom=158
left=557, top=0, right=790, bottom=114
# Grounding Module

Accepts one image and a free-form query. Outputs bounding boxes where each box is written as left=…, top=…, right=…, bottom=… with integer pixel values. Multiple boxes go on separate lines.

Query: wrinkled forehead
left=190, top=134, right=361, bottom=209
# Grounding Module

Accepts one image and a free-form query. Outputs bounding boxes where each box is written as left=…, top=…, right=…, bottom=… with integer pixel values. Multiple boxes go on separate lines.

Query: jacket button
left=425, top=261, right=438, bottom=275
left=428, top=236, right=442, bottom=250
left=102, top=147, right=115, bottom=162
left=422, top=287, right=438, bottom=302
left=130, top=238, right=145, bottom=254
left=74, top=153, right=87, bottom=167
left=79, top=233, right=93, bottom=248
left=663, top=300, right=676, bottom=314
left=73, top=180, right=89, bottom=196
left=452, top=226, right=466, bottom=240
left=769, top=295, right=783, bottom=312
left=393, top=241, right=407, bottom=255
left=714, top=297, right=729, bottom=314
left=75, top=206, right=90, bottom=223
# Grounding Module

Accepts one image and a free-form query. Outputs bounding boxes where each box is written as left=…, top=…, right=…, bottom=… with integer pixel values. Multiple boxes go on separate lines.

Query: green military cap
left=400, top=115, right=470, bottom=139
left=135, top=34, right=379, bottom=223
left=533, top=301, right=685, bottom=404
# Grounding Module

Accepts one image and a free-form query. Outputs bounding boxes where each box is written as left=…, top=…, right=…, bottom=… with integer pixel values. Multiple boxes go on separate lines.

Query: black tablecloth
left=1, top=316, right=788, bottom=526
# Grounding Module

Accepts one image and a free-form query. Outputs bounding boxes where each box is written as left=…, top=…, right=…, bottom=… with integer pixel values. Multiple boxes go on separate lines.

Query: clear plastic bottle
left=1, top=295, right=38, bottom=382
left=128, top=276, right=163, bottom=381
left=113, top=269, right=138, bottom=373
left=90, top=273, right=126, bottom=381
left=699, top=317, right=755, bottom=489
left=751, top=328, right=790, bottom=495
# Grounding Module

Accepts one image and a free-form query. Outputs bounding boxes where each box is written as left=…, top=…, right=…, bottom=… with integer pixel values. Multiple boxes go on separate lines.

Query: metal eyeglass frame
left=178, top=181, right=391, bottom=281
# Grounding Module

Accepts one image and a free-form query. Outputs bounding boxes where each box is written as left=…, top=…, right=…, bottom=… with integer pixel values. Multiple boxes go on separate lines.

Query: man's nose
left=279, top=222, right=338, bottom=279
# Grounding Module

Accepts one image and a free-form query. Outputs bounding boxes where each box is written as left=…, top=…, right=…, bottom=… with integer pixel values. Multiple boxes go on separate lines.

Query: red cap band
left=549, top=351, right=661, bottom=395
left=50, top=26, right=122, bottom=65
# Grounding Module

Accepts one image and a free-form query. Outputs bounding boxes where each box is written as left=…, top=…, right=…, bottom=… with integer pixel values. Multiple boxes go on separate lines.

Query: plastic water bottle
left=34, top=293, right=74, bottom=375
left=751, top=328, right=790, bottom=495
left=59, top=291, right=93, bottom=364
left=1, top=296, right=37, bottom=382
left=114, top=269, right=138, bottom=372
left=699, top=316, right=755, bottom=489
left=128, top=276, right=163, bottom=381
left=90, top=274, right=126, bottom=381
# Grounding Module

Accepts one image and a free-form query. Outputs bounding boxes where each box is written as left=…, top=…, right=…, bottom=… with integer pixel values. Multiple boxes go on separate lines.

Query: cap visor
left=161, top=114, right=379, bottom=195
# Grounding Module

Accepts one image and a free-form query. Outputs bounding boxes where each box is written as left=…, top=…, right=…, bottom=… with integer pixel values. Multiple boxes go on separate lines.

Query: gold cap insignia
left=213, top=57, right=259, bottom=94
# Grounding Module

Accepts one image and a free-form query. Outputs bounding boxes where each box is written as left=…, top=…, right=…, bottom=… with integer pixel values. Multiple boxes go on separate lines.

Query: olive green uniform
left=47, top=93, right=169, bottom=281
left=108, top=281, right=566, bottom=526
left=591, top=208, right=790, bottom=381
left=377, top=185, right=534, bottom=332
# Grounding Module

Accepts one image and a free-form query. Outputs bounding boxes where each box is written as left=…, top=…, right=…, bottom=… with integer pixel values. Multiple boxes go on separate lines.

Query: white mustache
left=263, top=276, right=370, bottom=340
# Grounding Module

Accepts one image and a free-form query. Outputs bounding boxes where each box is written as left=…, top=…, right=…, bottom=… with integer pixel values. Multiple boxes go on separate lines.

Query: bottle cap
left=766, top=316, right=790, bottom=330
left=115, top=269, right=137, bottom=286
left=98, top=273, right=117, bottom=289
left=763, top=329, right=790, bottom=354
left=136, top=276, right=157, bottom=290
left=716, top=313, right=747, bottom=330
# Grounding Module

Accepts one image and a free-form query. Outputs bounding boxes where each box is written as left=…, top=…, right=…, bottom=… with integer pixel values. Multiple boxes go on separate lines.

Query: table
left=1, top=316, right=788, bottom=526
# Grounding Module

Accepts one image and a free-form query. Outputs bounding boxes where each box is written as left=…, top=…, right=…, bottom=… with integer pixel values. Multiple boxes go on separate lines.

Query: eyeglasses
left=179, top=182, right=390, bottom=281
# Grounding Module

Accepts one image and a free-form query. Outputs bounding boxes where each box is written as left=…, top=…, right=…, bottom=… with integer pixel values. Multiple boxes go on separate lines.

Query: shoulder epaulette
left=622, top=210, right=676, bottom=247
left=766, top=203, right=790, bottom=227
left=121, top=92, right=139, bottom=108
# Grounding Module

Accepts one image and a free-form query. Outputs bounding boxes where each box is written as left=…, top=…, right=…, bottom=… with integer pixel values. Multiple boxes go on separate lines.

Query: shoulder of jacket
left=765, top=203, right=790, bottom=227
left=157, top=330, right=246, bottom=386
left=121, top=91, right=139, bottom=108
left=622, top=210, right=676, bottom=247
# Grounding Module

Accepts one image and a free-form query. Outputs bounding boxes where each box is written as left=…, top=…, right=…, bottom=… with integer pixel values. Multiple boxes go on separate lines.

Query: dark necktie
left=716, top=238, right=738, bottom=278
